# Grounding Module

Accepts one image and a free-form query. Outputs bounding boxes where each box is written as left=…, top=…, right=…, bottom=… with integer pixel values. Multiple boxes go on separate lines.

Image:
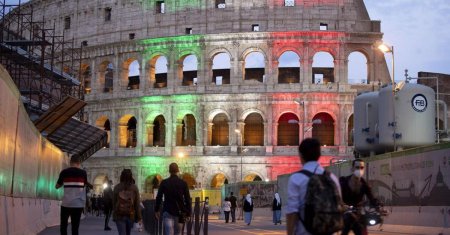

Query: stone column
left=207, top=123, right=213, bottom=146
left=302, top=58, right=313, bottom=85
left=166, top=57, right=176, bottom=91
left=139, top=58, right=147, bottom=92
left=230, top=165, right=238, bottom=183
left=175, top=122, right=183, bottom=146
left=272, top=123, right=278, bottom=146
left=109, top=111, right=117, bottom=149
left=113, top=54, right=120, bottom=93
left=118, top=125, right=127, bottom=148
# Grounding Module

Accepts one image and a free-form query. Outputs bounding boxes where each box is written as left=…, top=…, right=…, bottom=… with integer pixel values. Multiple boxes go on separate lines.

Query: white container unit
left=378, top=84, right=435, bottom=149
left=354, top=92, right=383, bottom=155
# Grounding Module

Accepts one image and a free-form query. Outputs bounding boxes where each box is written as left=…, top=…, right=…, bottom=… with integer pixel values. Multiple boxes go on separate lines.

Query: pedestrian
left=272, top=192, right=282, bottom=225
left=229, top=192, right=237, bottom=223
left=113, top=169, right=142, bottom=235
left=243, top=194, right=253, bottom=225
left=55, top=155, right=93, bottom=235
left=223, top=197, right=231, bottom=223
left=155, top=163, right=192, bottom=235
left=103, top=180, right=114, bottom=231
left=340, top=159, right=381, bottom=235
left=285, top=138, right=343, bottom=235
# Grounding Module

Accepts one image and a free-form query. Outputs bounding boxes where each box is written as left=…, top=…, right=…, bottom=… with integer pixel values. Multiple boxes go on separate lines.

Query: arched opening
left=348, top=114, right=354, bottom=146
left=151, top=55, right=168, bottom=88
left=211, top=113, right=229, bottom=146
left=348, top=51, right=368, bottom=84
left=243, top=174, right=262, bottom=182
left=153, top=115, right=166, bottom=147
left=212, top=53, right=231, bottom=85
left=181, top=173, right=196, bottom=189
left=278, top=51, right=300, bottom=84
left=210, top=173, right=228, bottom=188
left=312, top=112, right=335, bottom=146
left=93, top=174, right=108, bottom=195
left=244, top=113, right=264, bottom=146
left=277, top=113, right=299, bottom=146
left=118, top=115, right=137, bottom=148
left=178, top=114, right=196, bottom=146
left=244, top=52, right=265, bottom=82
left=82, top=64, right=92, bottom=94
left=312, top=52, right=334, bottom=84
left=101, top=61, right=114, bottom=93
left=127, top=60, right=140, bottom=90
left=181, top=55, right=198, bottom=86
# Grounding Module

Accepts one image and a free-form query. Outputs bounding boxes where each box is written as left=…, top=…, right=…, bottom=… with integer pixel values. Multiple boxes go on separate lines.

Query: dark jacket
left=103, top=186, right=113, bottom=210
left=155, top=175, right=192, bottom=217
left=272, top=198, right=282, bottom=211
left=243, top=199, right=253, bottom=212
left=339, top=175, right=379, bottom=208
left=229, top=195, right=237, bottom=208
left=112, top=183, right=142, bottom=222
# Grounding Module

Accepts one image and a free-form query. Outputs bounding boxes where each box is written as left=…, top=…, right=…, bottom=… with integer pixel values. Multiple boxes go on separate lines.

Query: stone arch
left=93, top=174, right=108, bottom=195
left=240, top=47, right=268, bottom=61
left=311, top=112, right=335, bottom=146
left=274, top=47, right=302, bottom=59
left=118, top=114, right=137, bottom=148
left=312, top=51, right=335, bottom=84
left=243, top=172, right=263, bottom=182
left=177, top=114, right=197, bottom=146
left=278, top=51, right=301, bottom=84
left=240, top=108, right=266, bottom=123
left=181, top=173, right=196, bottom=189
left=208, top=47, right=233, bottom=61
left=207, top=109, right=231, bottom=123
left=148, top=53, right=168, bottom=88
left=81, top=63, right=92, bottom=94
left=244, top=51, right=266, bottom=82
left=348, top=51, right=369, bottom=84
left=211, top=113, right=229, bottom=146
left=98, top=60, right=114, bottom=93
left=277, top=112, right=299, bottom=146
left=244, top=112, right=264, bottom=146
left=210, top=172, right=229, bottom=189
left=179, top=54, right=198, bottom=86
left=124, top=58, right=140, bottom=90
left=211, top=52, right=231, bottom=85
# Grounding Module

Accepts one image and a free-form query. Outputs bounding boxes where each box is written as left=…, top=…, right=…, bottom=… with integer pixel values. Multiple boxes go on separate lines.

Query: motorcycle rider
left=339, top=159, right=381, bottom=235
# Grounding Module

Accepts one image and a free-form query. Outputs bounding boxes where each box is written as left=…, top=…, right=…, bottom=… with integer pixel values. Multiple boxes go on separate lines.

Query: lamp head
left=378, top=44, right=392, bottom=53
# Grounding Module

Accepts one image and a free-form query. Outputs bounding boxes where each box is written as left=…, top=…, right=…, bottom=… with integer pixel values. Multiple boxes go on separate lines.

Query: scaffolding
left=0, top=0, right=83, bottom=119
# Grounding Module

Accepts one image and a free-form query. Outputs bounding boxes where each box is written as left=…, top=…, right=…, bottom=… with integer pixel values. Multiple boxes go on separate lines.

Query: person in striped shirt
left=56, top=155, right=93, bottom=235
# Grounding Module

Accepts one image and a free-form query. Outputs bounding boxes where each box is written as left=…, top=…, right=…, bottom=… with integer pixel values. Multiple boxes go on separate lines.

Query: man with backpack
left=285, top=138, right=344, bottom=235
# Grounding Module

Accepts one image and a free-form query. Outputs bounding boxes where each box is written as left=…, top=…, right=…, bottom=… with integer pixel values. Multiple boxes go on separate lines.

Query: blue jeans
left=273, top=210, right=281, bottom=223
left=163, top=211, right=183, bottom=235
left=244, top=212, right=252, bottom=225
left=115, top=217, right=133, bottom=235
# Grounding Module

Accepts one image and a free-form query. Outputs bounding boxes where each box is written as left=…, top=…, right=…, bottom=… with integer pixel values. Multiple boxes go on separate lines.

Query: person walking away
left=272, top=192, right=282, bottom=225
left=285, top=138, right=343, bottom=235
left=229, top=192, right=237, bottom=223
left=103, top=180, right=114, bottom=231
left=113, top=169, right=142, bottom=235
left=339, top=159, right=381, bottom=235
left=223, top=197, right=231, bottom=223
left=55, top=155, right=93, bottom=235
left=155, top=163, right=192, bottom=235
left=243, top=194, right=254, bottom=225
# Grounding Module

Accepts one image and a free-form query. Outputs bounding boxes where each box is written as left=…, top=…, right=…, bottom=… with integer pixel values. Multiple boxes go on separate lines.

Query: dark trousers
left=341, top=212, right=368, bottom=235
left=224, top=211, right=230, bottom=223
left=104, top=207, right=112, bottom=228
left=60, top=206, right=83, bottom=235
left=230, top=207, right=236, bottom=222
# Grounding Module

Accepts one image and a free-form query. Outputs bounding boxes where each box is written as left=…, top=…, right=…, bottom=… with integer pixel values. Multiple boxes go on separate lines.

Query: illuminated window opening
left=127, top=60, right=140, bottom=90
left=156, top=1, right=165, bottom=14
left=185, top=28, right=192, bottom=35
left=277, top=113, right=299, bottom=146
left=152, top=56, right=168, bottom=88
left=320, top=23, right=328, bottom=31
left=216, top=0, right=226, bottom=8
left=278, top=51, right=300, bottom=84
left=152, top=115, right=166, bottom=147
left=252, top=24, right=260, bottom=32
left=285, top=0, right=295, bottom=6
left=211, top=114, right=229, bottom=146
left=244, top=113, right=264, bottom=146
left=178, top=114, right=196, bottom=146
left=311, top=113, right=335, bottom=146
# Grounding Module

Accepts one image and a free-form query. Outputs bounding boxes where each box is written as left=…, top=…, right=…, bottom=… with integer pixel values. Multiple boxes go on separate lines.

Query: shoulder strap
left=298, top=169, right=314, bottom=177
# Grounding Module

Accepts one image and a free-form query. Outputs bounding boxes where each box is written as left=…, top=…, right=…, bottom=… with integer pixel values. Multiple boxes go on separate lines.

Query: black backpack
left=299, top=170, right=344, bottom=235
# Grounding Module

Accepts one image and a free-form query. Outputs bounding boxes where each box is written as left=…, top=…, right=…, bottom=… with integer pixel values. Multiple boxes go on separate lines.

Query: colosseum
left=18, top=0, right=391, bottom=194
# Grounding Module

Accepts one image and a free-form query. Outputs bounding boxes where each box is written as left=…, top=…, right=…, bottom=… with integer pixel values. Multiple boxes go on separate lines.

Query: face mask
left=353, top=169, right=364, bottom=178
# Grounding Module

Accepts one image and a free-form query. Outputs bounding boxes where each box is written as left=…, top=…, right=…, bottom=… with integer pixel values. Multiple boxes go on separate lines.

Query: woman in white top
left=223, top=197, right=232, bottom=223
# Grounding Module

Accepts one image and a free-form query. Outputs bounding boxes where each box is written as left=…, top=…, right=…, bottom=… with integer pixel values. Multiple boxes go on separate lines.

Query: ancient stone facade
left=21, top=0, right=391, bottom=193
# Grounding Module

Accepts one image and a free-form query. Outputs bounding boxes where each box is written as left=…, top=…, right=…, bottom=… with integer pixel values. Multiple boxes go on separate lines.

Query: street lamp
left=378, top=42, right=397, bottom=151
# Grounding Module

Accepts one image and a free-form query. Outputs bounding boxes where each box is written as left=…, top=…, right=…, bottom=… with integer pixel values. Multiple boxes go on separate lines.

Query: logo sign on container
left=411, top=94, right=427, bottom=112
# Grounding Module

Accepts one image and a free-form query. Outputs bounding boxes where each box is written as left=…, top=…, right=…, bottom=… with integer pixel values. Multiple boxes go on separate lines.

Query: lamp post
left=378, top=43, right=397, bottom=151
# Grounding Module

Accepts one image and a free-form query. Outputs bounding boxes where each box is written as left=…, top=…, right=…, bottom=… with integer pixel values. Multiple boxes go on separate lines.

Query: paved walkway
left=38, top=209, right=449, bottom=235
